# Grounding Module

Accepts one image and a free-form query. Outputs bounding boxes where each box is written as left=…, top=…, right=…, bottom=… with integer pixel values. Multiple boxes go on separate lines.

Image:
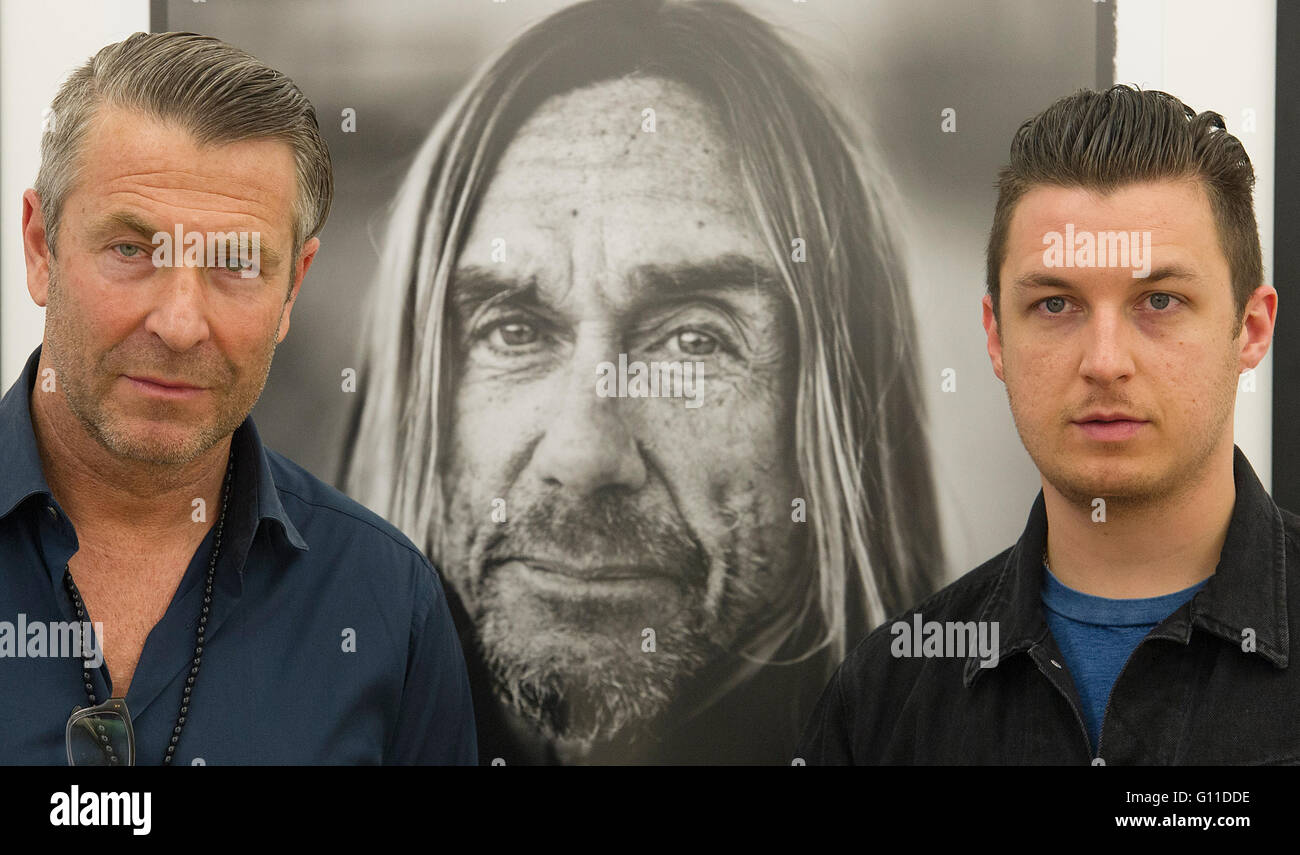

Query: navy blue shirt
left=0, top=345, right=476, bottom=764
left=1041, top=567, right=1208, bottom=752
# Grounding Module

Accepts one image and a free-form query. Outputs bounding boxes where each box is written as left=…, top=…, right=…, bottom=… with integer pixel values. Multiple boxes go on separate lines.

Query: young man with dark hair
left=797, top=85, right=1295, bottom=764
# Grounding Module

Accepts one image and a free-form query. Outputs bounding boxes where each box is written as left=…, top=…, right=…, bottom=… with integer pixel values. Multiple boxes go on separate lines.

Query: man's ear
left=276, top=236, right=320, bottom=344
left=1235, top=283, right=1277, bottom=373
left=22, top=189, right=54, bottom=307
left=982, top=293, right=1006, bottom=382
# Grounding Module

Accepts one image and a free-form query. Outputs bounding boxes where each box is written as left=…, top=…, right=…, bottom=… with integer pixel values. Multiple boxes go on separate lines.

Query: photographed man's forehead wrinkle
left=459, top=76, right=766, bottom=294
left=490, top=77, right=747, bottom=206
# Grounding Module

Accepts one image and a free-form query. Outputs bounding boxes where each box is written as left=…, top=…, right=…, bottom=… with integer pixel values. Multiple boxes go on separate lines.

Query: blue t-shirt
left=1041, top=566, right=1208, bottom=753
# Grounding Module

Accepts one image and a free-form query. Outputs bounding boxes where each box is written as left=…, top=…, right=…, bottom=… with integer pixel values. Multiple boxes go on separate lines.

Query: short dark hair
left=986, top=85, right=1262, bottom=326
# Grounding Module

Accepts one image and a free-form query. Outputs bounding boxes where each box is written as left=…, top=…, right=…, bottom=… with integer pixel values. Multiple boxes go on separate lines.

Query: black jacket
left=796, top=446, right=1300, bottom=765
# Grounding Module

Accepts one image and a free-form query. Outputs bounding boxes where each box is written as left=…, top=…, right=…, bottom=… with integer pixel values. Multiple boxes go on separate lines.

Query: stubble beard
left=1005, top=349, right=1240, bottom=513
left=470, top=589, right=721, bottom=753
left=43, top=261, right=279, bottom=466
left=438, top=492, right=772, bottom=754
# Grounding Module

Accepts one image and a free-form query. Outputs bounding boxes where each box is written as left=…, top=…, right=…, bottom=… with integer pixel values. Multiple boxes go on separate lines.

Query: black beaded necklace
left=62, top=447, right=235, bottom=766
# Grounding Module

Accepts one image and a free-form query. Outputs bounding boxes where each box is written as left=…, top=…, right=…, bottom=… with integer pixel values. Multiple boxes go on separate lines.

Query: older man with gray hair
left=0, top=31, right=475, bottom=764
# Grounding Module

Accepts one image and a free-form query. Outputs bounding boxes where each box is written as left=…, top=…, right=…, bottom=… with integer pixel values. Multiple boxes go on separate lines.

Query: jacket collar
left=0, top=344, right=307, bottom=553
left=965, top=445, right=1288, bottom=686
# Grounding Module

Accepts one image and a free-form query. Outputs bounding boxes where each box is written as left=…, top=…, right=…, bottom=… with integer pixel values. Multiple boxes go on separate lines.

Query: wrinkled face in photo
left=438, top=76, right=803, bottom=749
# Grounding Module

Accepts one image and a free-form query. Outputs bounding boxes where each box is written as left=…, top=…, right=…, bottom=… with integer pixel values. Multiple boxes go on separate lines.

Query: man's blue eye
left=114, top=244, right=142, bottom=258
left=1149, top=293, right=1171, bottom=310
left=1043, top=296, right=1066, bottom=313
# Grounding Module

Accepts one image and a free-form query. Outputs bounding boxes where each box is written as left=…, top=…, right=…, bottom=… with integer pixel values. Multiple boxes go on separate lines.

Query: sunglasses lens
left=67, top=711, right=131, bottom=766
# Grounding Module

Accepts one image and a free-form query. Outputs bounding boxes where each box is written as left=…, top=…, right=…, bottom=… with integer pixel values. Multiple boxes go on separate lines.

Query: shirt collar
left=965, top=445, right=1289, bottom=686
left=0, top=344, right=308, bottom=554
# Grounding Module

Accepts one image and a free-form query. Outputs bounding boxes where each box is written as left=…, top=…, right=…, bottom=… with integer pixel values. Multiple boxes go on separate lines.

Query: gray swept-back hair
left=35, top=31, right=332, bottom=269
left=343, top=0, right=943, bottom=664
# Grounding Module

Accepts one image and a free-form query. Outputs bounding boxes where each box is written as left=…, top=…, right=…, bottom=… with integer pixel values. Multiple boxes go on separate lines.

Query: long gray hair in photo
left=342, top=0, right=944, bottom=664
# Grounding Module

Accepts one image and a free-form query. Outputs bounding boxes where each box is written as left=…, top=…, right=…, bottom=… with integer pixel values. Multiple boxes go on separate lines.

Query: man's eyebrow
left=451, top=254, right=782, bottom=314
left=1012, top=264, right=1201, bottom=291
left=629, top=254, right=783, bottom=302
left=1140, top=264, right=1202, bottom=284
left=449, top=266, right=539, bottom=316
left=86, top=211, right=164, bottom=243
left=246, top=235, right=282, bottom=271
